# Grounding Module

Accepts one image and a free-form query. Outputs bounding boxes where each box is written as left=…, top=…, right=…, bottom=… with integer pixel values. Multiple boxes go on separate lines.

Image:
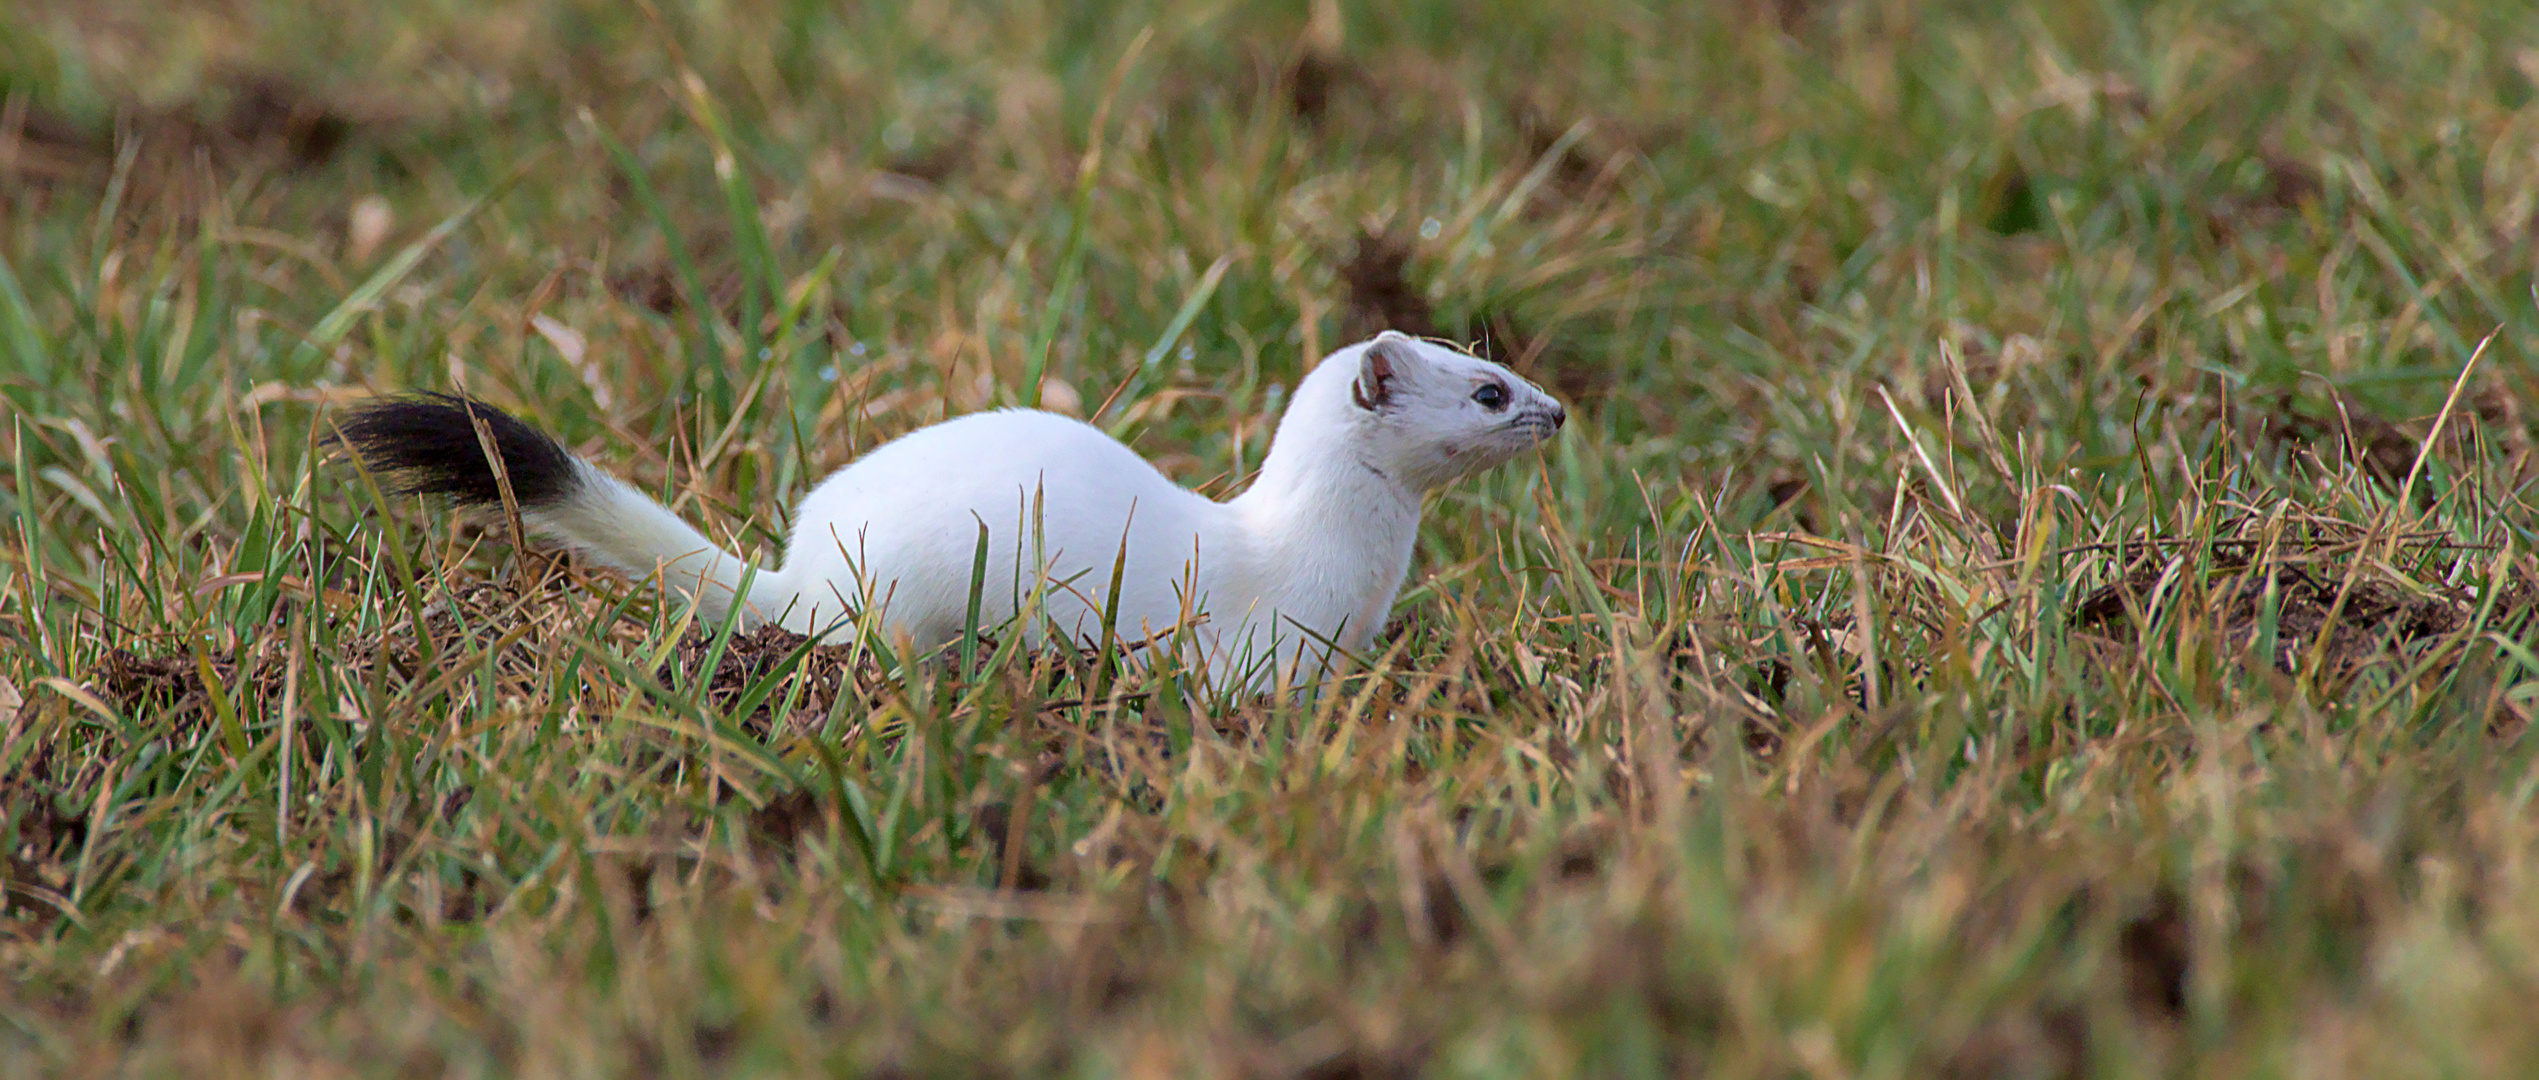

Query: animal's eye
left=1471, top=384, right=1510, bottom=411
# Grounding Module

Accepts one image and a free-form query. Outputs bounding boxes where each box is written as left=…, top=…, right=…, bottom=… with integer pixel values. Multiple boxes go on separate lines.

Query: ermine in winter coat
left=339, top=331, right=1565, bottom=691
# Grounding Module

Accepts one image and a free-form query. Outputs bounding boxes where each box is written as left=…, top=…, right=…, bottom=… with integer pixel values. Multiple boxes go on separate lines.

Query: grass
left=4, top=0, right=2539, bottom=1074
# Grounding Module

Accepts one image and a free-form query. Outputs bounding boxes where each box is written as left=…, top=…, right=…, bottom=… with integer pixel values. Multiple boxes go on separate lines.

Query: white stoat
left=340, top=331, right=1566, bottom=690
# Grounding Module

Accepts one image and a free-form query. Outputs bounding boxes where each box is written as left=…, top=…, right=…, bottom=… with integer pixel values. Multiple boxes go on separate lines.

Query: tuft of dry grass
left=6, top=0, right=2539, bottom=1075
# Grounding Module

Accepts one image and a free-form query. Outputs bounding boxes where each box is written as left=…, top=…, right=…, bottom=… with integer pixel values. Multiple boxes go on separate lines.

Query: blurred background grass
left=3, top=0, right=2539, bottom=1075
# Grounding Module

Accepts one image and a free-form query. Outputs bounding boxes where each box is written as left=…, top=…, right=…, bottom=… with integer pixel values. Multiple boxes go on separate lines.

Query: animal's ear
left=1350, top=332, right=1414, bottom=411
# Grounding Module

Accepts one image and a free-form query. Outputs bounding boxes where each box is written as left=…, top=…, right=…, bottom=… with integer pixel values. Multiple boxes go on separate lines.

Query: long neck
left=1227, top=400, right=1424, bottom=650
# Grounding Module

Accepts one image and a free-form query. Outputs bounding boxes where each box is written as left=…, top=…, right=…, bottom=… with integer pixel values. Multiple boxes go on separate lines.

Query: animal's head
left=1324, top=330, right=1566, bottom=491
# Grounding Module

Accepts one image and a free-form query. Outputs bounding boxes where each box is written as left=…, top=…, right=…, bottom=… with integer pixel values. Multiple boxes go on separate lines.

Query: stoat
left=339, top=331, right=1565, bottom=690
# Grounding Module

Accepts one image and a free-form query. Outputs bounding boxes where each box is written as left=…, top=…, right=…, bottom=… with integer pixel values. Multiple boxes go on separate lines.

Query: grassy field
left=5, top=0, right=2539, bottom=1074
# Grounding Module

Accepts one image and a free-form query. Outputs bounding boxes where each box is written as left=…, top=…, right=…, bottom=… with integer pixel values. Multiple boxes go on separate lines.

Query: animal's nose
left=1551, top=404, right=1568, bottom=430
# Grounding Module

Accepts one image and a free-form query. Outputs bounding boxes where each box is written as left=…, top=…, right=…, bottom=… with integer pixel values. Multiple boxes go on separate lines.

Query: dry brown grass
left=5, top=0, right=2539, bottom=1075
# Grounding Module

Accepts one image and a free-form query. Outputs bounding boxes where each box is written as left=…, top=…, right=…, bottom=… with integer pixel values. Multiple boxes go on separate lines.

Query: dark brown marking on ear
left=1352, top=338, right=1399, bottom=411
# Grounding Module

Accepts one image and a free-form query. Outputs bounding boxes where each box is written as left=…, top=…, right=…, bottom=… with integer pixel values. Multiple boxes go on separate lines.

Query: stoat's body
left=341, top=332, right=1565, bottom=690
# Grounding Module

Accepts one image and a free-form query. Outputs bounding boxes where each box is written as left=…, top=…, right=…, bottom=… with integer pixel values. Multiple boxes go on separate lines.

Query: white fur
left=525, top=332, right=1563, bottom=690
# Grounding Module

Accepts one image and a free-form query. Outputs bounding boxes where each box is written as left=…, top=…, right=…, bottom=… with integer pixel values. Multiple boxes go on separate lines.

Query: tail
left=335, top=394, right=790, bottom=627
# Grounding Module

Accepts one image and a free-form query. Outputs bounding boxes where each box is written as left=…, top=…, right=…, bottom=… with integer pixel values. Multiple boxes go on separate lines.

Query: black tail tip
left=335, top=393, right=580, bottom=509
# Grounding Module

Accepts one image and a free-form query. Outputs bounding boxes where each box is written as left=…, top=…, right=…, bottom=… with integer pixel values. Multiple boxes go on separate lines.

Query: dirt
left=878, top=123, right=971, bottom=185
left=218, top=74, right=360, bottom=169
left=59, top=579, right=861, bottom=756
left=1336, top=229, right=1610, bottom=405
left=1286, top=50, right=1340, bottom=123
left=602, top=239, right=744, bottom=320
left=2070, top=541, right=2522, bottom=677
left=0, top=757, right=88, bottom=919
left=1511, top=97, right=1605, bottom=200
left=340, top=576, right=578, bottom=696
left=2250, top=391, right=2422, bottom=494
left=1, top=688, right=111, bottom=922
left=2116, top=889, right=2190, bottom=1021
left=96, top=650, right=239, bottom=738
left=2205, top=152, right=2326, bottom=243
left=745, top=788, right=830, bottom=865
left=965, top=799, right=1055, bottom=891
left=658, top=623, right=879, bottom=736
left=1338, top=230, right=1448, bottom=343
left=0, top=98, right=106, bottom=184
left=606, top=263, right=688, bottom=315
left=0, top=67, right=412, bottom=231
